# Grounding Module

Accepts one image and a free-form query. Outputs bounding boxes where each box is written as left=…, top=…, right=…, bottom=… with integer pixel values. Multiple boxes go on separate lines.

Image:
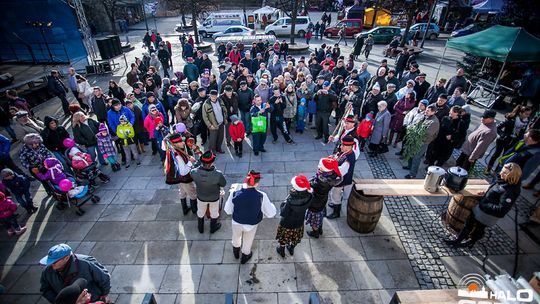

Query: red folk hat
left=344, top=115, right=355, bottom=123
left=341, top=135, right=355, bottom=146
left=318, top=157, right=341, bottom=176
left=169, top=133, right=183, bottom=143
left=200, top=151, right=216, bottom=164
left=291, top=175, right=312, bottom=193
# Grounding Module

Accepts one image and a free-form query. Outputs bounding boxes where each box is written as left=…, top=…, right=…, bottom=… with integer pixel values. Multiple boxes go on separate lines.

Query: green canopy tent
left=435, top=25, right=540, bottom=107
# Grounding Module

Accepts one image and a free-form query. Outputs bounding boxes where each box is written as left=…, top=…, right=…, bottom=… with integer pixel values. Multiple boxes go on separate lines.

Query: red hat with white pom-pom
left=290, top=175, right=313, bottom=193
left=318, top=157, right=341, bottom=176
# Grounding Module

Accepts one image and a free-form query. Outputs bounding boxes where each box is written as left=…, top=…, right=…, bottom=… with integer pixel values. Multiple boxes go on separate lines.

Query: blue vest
left=232, top=188, right=263, bottom=225
left=337, top=150, right=356, bottom=186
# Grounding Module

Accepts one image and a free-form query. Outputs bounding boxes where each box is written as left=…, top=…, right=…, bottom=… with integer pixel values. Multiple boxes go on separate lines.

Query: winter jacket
left=403, top=107, right=425, bottom=127
left=414, top=80, right=431, bottom=101
left=461, top=121, right=497, bottom=161
left=107, top=107, right=135, bottom=134
left=96, top=133, right=116, bottom=157
left=40, top=254, right=111, bottom=303
left=228, top=50, right=241, bottom=65
left=220, top=92, right=239, bottom=118
left=370, top=109, right=391, bottom=145
left=390, top=97, right=416, bottom=132
left=473, top=180, right=520, bottom=226
left=279, top=190, right=312, bottom=229
left=361, top=92, right=383, bottom=117
left=366, top=76, right=387, bottom=92
left=433, top=103, right=450, bottom=123
left=143, top=113, right=165, bottom=139
left=141, top=100, right=167, bottom=122
left=381, top=91, right=397, bottom=115
left=308, top=172, right=342, bottom=212
left=503, top=142, right=540, bottom=169
left=40, top=116, right=70, bottom=153
left=190, top=166, right=227, bottom=202
left=254, top=85, right=271, bottom=104
left=174, top=99, right=193, bottom=128
left=116, top=123, right=136, bottom=146
left=91, top=95, right=109, bottom=122
left=2, top=172, right=30, bottom=195
left=108, top=86, right=126, bottom=102
left=356, top=119, right=373, bottom=139
left=202, top=98, right=228, bottom=129
left=229, top=121, right=246, bottom=141
left=425, top=85, right=447, bottom=104
left=237, top=88, right=255, bottom=113
left=19, top=144, right=53, bottom=170
left=445, top=75, right=467, bottom=96
left=0, top=196, right=17, bottom=219
left=269, top=95, right=287, bottom=117
left=12, top=118, right=44, bottom=142
left=183, top=63, right=199, bottom=83
left=400, top=70, right=420, bottom=87
left=0, top=135, right=11, bottom=160
left=46, top=76, right=67, bottom=96
left=167, top=92, right=181, bottom=110
left=129, top=105, right=146, bottom=134
left=496, top=116, right=528, bottom=145
left=420, top=115, right=440, bottom=144
left=73, top=119, right=101, bottom=147
left=283, top=92, right=297, bottom=119
left=314, top=90, right=337, bottom=113
left=267, top=60, right=283, bottom=79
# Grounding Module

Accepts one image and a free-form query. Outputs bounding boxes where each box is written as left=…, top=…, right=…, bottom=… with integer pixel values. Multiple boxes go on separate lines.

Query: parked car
left=264, top=16, right=311, bottom=37
left=212, top=26, right=256, bottom=39
left=199, top=13, right=246, bottom=38
left=324, top=19, right=364, bottom=37
left=401, top=23, right=440, bottom=40
left=451, top=24, right=481, bottom=37
left=354, top=26, right=401, bottom=44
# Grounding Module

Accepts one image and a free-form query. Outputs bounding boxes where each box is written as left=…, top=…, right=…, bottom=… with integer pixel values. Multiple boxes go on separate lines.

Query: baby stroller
left=63, top=139, right=110, bottom=187
left=46, top=178, right=100, bottom=216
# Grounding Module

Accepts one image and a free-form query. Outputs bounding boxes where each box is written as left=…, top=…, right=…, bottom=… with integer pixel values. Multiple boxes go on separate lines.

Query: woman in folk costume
left=163, top=133, right=197, bottom=216
left=275, top=175, right=313, bottom=257
left=305, top=157, right=342, bottom=238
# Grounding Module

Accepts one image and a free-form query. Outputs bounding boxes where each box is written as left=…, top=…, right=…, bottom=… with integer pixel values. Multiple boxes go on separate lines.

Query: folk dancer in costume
left=163, top=133, right=197, bottom=216
left=327, top=135, right=357, bottom=219
left=190, top=151, right=227, bottom=234
left=224, top=170, right=277, bottom=264
left=328, top=114, right=360, bottom=159
left=305, top=157, right=342, bottom=238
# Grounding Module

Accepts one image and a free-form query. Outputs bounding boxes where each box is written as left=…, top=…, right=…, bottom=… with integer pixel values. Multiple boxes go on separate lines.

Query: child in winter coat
left=228, top=115, right=245, bottom=158
left=67, top=146, right=93, bottom=170
left=296, top=97, right=307, bottom=133
left=153, top=116, right=169, bottom=162
left=276, top=175, right=313, bottom=257
left=116, top=115, right=140, bottom=168
left=356, top=113, right=374, bottom=152
left=0, top=192, right=26, bottom=236
left=96, top=123, right=120, bottom=172
left=1, top=169, right=37, bottom=214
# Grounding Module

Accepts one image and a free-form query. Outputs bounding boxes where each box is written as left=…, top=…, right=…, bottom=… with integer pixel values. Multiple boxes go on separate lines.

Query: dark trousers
left=456, top=152, right=475, bottom=171
left=427, top=141, right=454, bottom=167
left=233, top=141, right=243, bottom=153
left=455, top=213, right=486, bottom=243
left=252, top=132, right=266, bottom=153
left=359, top=137, right=367, bottom=150
left=487, top=138, right=512, bottom=169
left=0, top=156, right=26, bottom=176
left=271, top=115, right=292, bottom=142
left=316, top=112, right=331, bottom=140
left=58, top=94, right=70, bottom=115
left=2, top=215, right=21, bottom=230
left=208, top=124, right=224, bottom=153
left=14, top=191, right=33, bottom=210
left=114, top=138, right=127, bottom=162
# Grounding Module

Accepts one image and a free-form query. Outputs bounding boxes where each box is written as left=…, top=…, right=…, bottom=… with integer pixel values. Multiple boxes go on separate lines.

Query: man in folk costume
left=328, top=114, right=360, bottom=159
left=224, top=170, right=277, bottom=264
left=327, top=135, right=357, bottom=219
left=190, top=151, right=227, bottom=234
left=164, top=133, right=197, bottom=215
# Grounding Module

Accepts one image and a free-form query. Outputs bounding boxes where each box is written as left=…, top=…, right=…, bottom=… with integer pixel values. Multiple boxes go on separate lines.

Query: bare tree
left=163, top=0, right=215, bottom=45
left=275, top=0, right=302, bottom=45
left=98, top=0, right=119, bottom=34
left=380, top=0, right=430, bottom=47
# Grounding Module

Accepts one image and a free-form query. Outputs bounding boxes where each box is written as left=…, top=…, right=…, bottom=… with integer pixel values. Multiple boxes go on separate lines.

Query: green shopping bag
left=251, top=115, right=267, bottom=133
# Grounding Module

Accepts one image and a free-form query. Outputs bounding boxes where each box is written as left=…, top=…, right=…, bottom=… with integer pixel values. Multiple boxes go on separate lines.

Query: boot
left=241, top=252, right=253, bottom=264
left=276, top=246, right=285, bottom=258
left=458, top=239, right=478, bottom=248
left=210, top=218, right=221, bottom=233
left=233, top=246, right=240, bottom=259
left=307, top=229, right=320, bottom=238
left=25, top=207, right=34, bottom=215
left=180, top=199, right=190, bottom=215
left=197, top=217, right=204, bottom=233
left=190, top=199, right=198, bottom=214
left=326, top=205, right=341, bottom=219
left=31, top=205, right=38, bottom=212
left=15, top=226, right=27, bottom=236
left=7, top=228, right=15, bottom=237
left=319, top=225, right=323, bottom=235
left=286, top=245, right=295, bottom=255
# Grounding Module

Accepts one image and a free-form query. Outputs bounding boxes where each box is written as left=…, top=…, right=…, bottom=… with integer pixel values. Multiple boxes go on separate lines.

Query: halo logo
left=456, top=273, right=536, bottom=304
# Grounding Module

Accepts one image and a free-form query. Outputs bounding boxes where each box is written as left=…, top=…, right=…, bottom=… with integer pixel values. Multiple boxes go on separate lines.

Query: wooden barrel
left=443, top=195, right=480, bottom=232
left=347, top=187, right=384, bottom=233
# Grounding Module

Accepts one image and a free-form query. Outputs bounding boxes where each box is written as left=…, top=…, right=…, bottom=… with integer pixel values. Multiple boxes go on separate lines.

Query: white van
left=264, top=16, right=311, bottom=37
left=199, top=13, right=246, bottom=38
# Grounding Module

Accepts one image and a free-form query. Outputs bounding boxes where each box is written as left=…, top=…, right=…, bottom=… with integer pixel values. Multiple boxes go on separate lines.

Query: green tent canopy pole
left=434, top=44, right=447, bottom=83
left=486, top=60, right=506, bottom=108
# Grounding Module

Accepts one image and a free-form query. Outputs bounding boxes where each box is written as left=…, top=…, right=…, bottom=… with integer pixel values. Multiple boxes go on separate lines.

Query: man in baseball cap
left=39, top=244, right=111, bottom=303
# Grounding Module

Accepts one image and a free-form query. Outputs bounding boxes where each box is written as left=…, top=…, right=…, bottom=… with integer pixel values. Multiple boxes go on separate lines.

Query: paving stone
left=361, top=236, right=407, bottom=260
left=113, top=190, right=156, bottom=204
left=74, top=241, right=96, bottom=255
left=100, top=176, right=129, bottom=190
left=0, top=265, right=29, bottom=292
left=110, top=265, right=167, bottom=293
left=98, top=204, right=135, bottom=221
left=53, top=221, right=95, bottom=241
left=8, top=265, right=44, bottom=294
left=222, top=240, right=259, bottom=264
left=178, top=221, right=211, bottom=241
left=130, top=165, right=164, bottom=177
left=84, top=222, right=138, bottom=241
left=351, top=261, right=394, bottom=289
left=127, top=205, right=160, bottom=221
left=238, top=263, right=297, bottom=293
left=237, top=293, right=279, bottom=304
left=0, top=295, right=41, bottom=304
left=132, top=221, right=180, bottom=241
left=285, top=160, right=318, bottom=173
left=262, top=152, right=295, bottom=161
left=121, top=177, right=151, bottom=190
left=15, top=241, right=80, bottom=265
left=319, top=291, right=382, bottom=304
left=257, top=239, right=313, bottom=263
left=310, top=237, right=365, bottom=262
left=175, top=294, right=232, bottom=304
left=198, top=264, right=239, bottom=293
left=159, top=264, right=204, bottom=293
left=386, top=259, right=420, bottom=289
left=208, top=219, right=232, bottom=240
left=90, top=241, right=143, bottom=264
left=253, top=218, right=281, bottom=240
left=135, top=241, right=190, bottom=264
left=249, top=161, right=286, bottom=173
left=295, top=262, right=357, bottom=291
left=188, top=240, right=225, bottom=264
left=115, top=294, right=176, bottom=304
left=18, top=221, right=66, bottom=242
left=305, top=218, right=341, bottom=238
left=277, top=292, right=315, bottom=304
left=151, top=189, right=181, bottom=205
left=145, top=177, right=172, bottom=189
left=225, top=162, right=250, bottom=174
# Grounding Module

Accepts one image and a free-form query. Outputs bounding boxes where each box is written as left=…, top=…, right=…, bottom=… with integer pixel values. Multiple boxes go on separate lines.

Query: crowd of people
left=1, top=12, right=540, bottom=302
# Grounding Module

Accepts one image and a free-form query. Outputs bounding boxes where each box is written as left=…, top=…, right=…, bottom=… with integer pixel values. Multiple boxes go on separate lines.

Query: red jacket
left=228, top=50, right=241, bottom=65
left=356, top=119, right=373, bottom=139
left=0, top=197, right=17, bottom=219
left=229, top=121, right=245, bottom=141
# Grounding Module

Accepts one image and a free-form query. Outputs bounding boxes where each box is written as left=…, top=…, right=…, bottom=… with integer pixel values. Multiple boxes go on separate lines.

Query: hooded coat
left=279, top=189, right=312, bottom=229
left=40, top=116, right=70, bottom=153
left=174, top=99, right=193, bottom=128
left=308, top=172, right=342, bottom=212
